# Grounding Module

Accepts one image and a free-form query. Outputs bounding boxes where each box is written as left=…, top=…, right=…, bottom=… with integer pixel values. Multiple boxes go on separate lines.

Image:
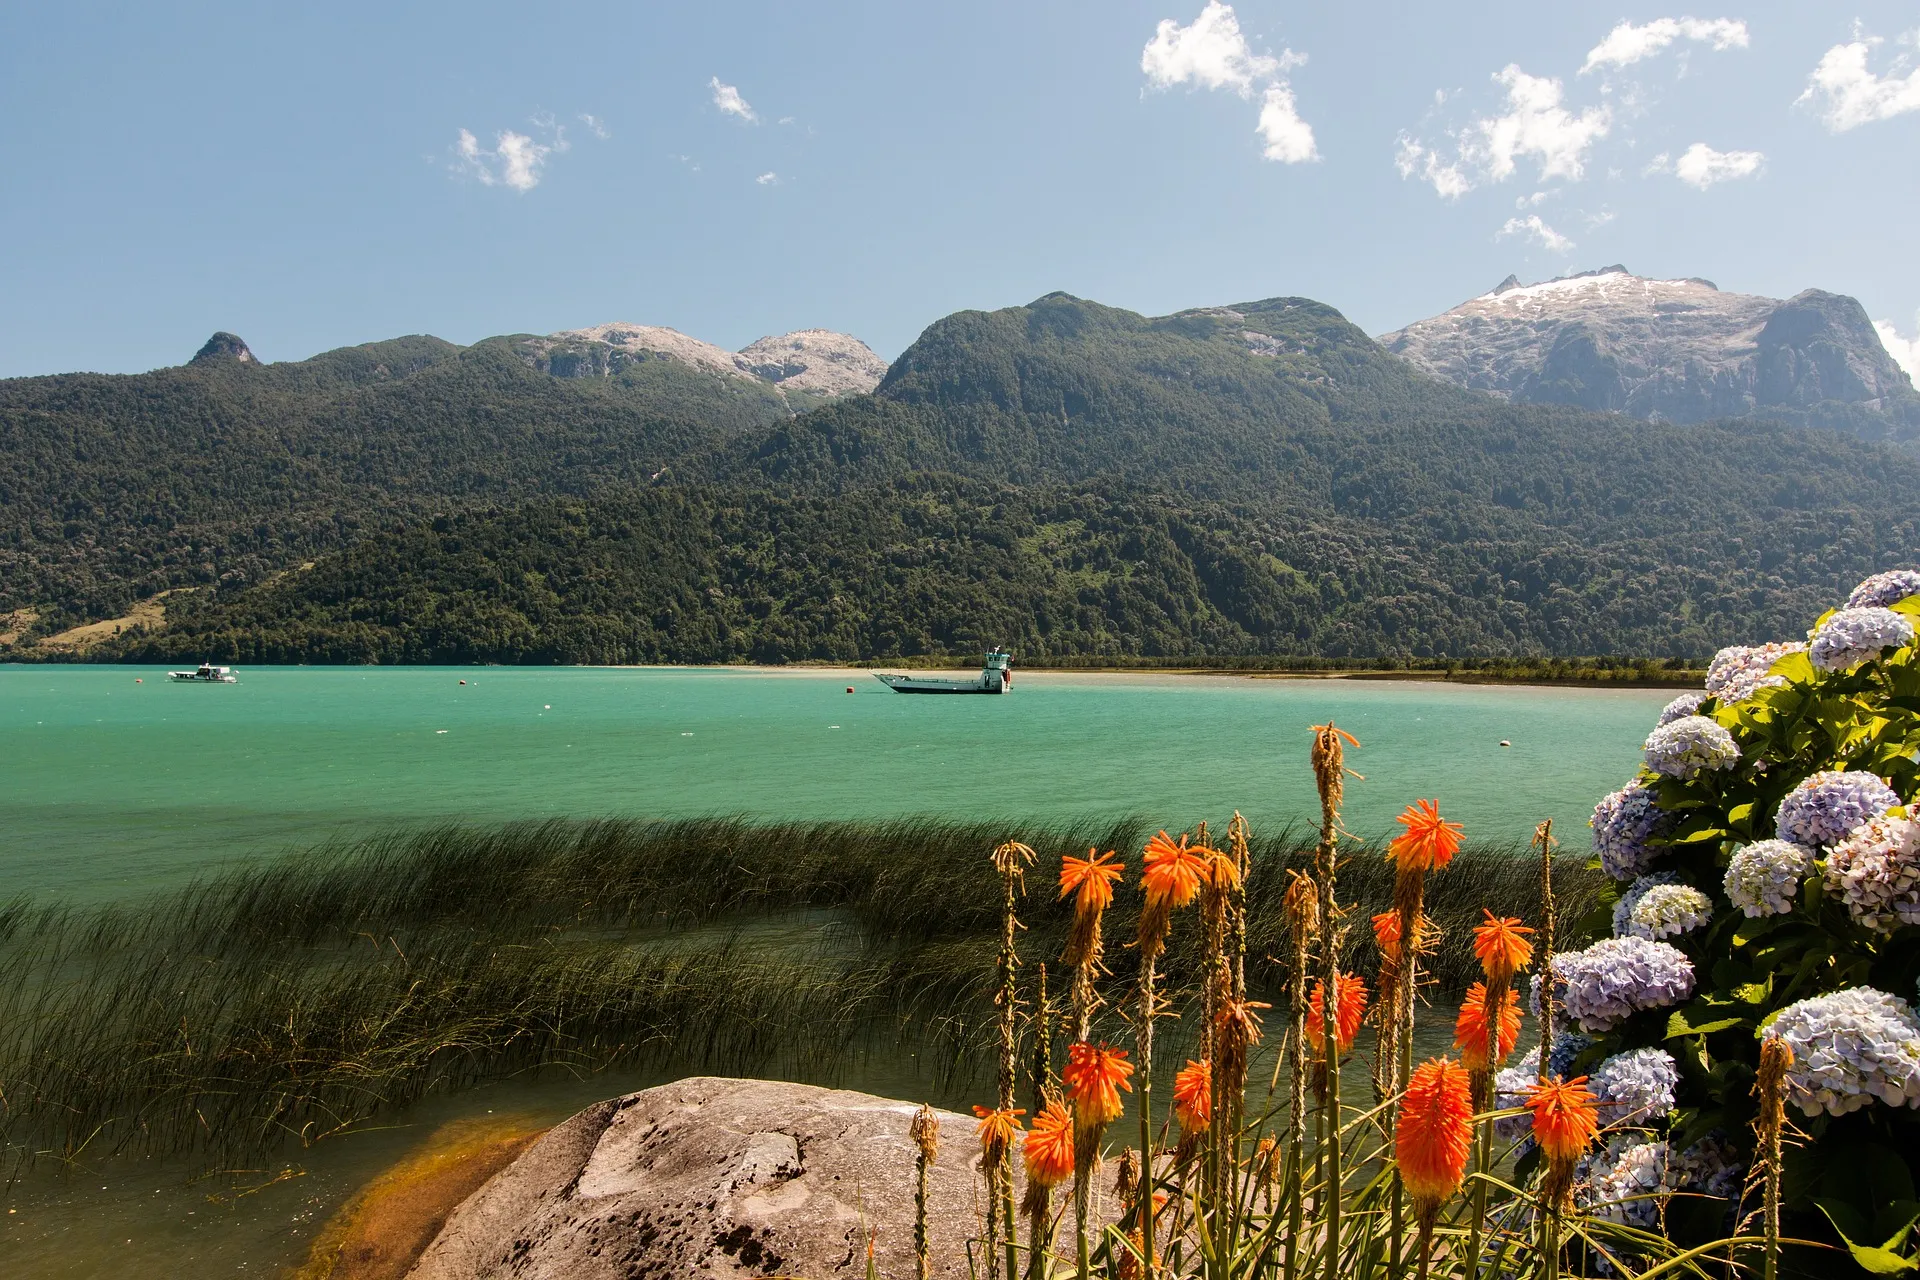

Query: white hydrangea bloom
left=1765, top=988, right=1920, bottom=1116
left=1589, top=1048, right=1679, bottom=1125
left=1612, top=871, right=1681, bottom=937
left=1724, top=839, right=1812, bottom=917
left=1625, top=884, right=1713, bottom=940
left=1848, top=570, right=1920, bottom=610
left=1704, top=642, right=1803, bottom=703
left=1581, top=1139, right=1668, bottom=1228
left=1809, top=607, right=1915, bottom=672
left=1642, top=715, right=1740, bottom=779
left=1826, top=814, right=1920, bottom=932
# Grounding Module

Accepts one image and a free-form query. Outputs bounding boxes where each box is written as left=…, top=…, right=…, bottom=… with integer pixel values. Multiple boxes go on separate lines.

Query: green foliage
left=1577, top=588, right=1920, bottom=1274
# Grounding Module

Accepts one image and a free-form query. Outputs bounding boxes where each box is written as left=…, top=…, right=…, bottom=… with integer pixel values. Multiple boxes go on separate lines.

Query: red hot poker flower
left=1305, top=973, right=1370, bottom=1054
left=1472, top=911, right=1535, bottom=985
left=1172, top=1059, right=1212, bottom=1132
left=972, top=1104, right=1026, bottom=1162
left=1064, top=1041, right=1134, bottom=1131
left=1453, top=982, right=1522, bottom=1071
left=1524, top=1075, right=1601, bottom=1167
left=1395, top=1057, right=1474, bottom=1219
left=1141, top=831, right=1211, bottom=910
left=1388, top=799, right=1464, bottom=873
left=1059, top=849, right=1124, bottom=916
left=1022, top=1100, right=1075, bottom=1188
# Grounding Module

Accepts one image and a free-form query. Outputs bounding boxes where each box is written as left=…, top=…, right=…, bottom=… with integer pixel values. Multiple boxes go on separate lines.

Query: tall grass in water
left=0, top=816, right=1598, bottom=1172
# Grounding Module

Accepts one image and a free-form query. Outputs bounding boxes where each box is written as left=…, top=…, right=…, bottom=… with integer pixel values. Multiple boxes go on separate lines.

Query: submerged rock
left=405, top=1077, right=986, bottom=1279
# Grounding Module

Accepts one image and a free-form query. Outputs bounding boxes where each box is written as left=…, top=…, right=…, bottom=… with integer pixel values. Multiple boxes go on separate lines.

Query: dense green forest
left=112, top=477, right=1913, bottom=664
left=8, top=292, right=1920, bottom=662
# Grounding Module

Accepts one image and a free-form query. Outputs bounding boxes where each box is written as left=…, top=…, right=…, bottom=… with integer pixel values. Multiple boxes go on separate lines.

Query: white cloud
left=755, top=171, right=778, bottom=185
left=450, top=126, right=560, bottom=192
left=1669, top=141, right=1764, bottom=188
left=1142, top=1, right=1293, bottom=96
left=1497, top=214, right=1574, bottom=253
left=1515, top=189, right=1554, bottom=208
left=1143, top=3, right=1316, bottom=164
left=1394, top=135, right=1471, bottom=199
left=580, top=113, right=610, bottom=140
left=1402, top=66, right=1610, bottom=197
left=1799, top=29, right=1920, bottom=131
left=1877, top=316, right=1920, bottom=382
left=1256, top=83, right=1319, bottom=162
left=1581, top=17, right=1749, bottom=74
left=710, top=77, right=757, bottom=123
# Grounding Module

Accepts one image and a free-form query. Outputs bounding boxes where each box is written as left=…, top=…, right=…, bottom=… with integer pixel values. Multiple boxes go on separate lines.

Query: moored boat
left=168, top=663, right=238, bottom=683
left=874, top=649, right=1012, bottom=694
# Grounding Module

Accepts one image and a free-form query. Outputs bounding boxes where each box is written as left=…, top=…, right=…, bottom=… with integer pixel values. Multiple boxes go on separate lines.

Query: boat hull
left=873, top=673, right=1007, bottom=694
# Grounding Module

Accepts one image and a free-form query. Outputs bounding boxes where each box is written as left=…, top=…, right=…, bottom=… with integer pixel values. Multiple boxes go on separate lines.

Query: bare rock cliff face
left=1378, top=267, right=1917, bottom=429
left=515, top=323, right=888, bottom=406
left=405, top=1078, right=993, bottom=1280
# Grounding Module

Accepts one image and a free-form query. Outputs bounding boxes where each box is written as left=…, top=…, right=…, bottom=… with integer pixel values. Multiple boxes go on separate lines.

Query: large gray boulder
left=405, top=1077, right=994, bottom=1279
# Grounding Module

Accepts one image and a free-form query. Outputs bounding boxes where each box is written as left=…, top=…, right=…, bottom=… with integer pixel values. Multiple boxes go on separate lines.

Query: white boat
left=168, top=663, right=238, bottom=683
left=874, top=649, right=1013, bottom=695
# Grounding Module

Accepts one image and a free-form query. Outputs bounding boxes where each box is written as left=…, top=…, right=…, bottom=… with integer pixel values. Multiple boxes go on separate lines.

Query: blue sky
left=3, top=2, right=1918, bottom=377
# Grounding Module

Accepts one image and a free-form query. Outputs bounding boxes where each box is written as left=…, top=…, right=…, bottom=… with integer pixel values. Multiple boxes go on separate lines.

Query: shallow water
left=0, top=665, right=1670, bottom=901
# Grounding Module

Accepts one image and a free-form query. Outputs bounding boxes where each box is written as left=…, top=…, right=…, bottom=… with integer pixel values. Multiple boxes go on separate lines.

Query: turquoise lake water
left=0, top=663, right=1670, bottom=901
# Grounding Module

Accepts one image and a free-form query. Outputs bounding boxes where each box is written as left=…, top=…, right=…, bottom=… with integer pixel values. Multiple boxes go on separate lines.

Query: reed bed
left=0, top=816, right=1600, bottom=1173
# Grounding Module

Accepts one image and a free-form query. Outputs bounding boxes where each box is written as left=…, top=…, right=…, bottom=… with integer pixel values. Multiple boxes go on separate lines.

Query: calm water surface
left=0, top=665, right=1669, bottom=900
left=0, top=664, right=1669, bottom=1275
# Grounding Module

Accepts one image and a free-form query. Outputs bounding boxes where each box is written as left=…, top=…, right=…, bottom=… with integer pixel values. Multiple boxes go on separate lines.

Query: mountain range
left=4, top=284, right=1918, bottom=664
left=1380, top=267, right=1919, bottom=440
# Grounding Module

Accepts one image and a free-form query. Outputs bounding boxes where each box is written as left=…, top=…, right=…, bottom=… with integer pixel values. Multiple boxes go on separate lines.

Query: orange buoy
left=846, top=687, right=854, bottom=693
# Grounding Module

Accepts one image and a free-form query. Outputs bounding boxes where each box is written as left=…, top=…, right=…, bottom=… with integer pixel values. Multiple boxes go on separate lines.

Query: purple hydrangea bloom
left=1724, top=839, right=1813, bottom=917
left=1543, top=937, right=1695, bottom=1033
left=1612, top=871, right=1682, bottom=937
left=1704, top=642, right=1804, bottom=703
left=1592, top=782, right=1676, bottom=880
left=1826, top=814, right=1920, bottom=933
left=1810, top=607, right=1915, bottom=672
left=1774, top=770, right=1899, bottom=849
left=1764, top=988, right=1920, bottom=1116
left=1589, top=1048, right=1679, bottom=1125
left=1848, top=570, right=1920, bottom=610
left=1670, top=1134, right=1745, bottom=1201
left=1643, top=715, right=1740, bottom=779
left=1656, top=692, right=1705, bottom=727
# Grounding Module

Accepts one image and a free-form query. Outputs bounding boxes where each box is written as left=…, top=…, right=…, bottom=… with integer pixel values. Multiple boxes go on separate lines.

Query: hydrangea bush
left=1575, top=572, right=1920, bottom=1259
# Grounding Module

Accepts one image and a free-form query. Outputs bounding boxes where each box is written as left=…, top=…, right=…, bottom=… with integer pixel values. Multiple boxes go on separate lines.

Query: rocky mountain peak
left=1379, top=269, right=1915, bottom=431
left=190, top=332, right=256, bottom=365
left=514, top=323, right=886, bottom=404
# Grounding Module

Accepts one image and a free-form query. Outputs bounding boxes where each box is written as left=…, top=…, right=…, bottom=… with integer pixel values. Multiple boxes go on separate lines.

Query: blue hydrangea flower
left=1642, top=715, right=1740, bottom=779
left=1592, top=782, right=1675, bottom=880
left=1589, top=1048, right=1679, bottom=1125
left=1624, top=884, right=1713, bottom=940
left=1704, top=642, right=1803, bottom=704
left=1669, top=1134, right=1745, bottom=1202
left=1827, top=814, right=1920, bottom=933
left=1848, top=570, right=1920, bottom=610
left=1655, top=692, right=1705, bottom=727
left=1774, top=770, right=1899, bottom=849
left=1810, top=607, right=1915, bottom=672
left=1611, top=872, right=1680, bottom=937
left=1580, top=1139, right=1667, bottom=1228
left=1724, top=839, right=1813, bottom=917
left=1539, top=937, right=1696, bottom=1033
left=1764, top=988, right=1920, bottom=1116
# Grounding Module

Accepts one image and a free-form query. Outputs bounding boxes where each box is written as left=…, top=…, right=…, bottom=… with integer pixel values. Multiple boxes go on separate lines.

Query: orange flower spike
left=1524, top=1075, right=1602, bottom=1166
left=1395, top=1057, right=1475, bottom=1216
left=1305, top=973, right=1370, bottom=1053
left=972, top=1104, right=1026, bottom=1161
left=1140, top=831, right=1209, bottom=910
left=1059, top=849, right=1124, bottom=915
left=1064, top=1041, right=1134, bottom=1130
left=1472, top=911, right=1535, bottom=985
left=1388, top=799, right=1464, bottom=873
left=1022, top=1100, right=1076, bottom=1188
left=1453, top=982, right=1523, bottom=1071
left=1310, top=722, right=1360, bottom=748
left=1372, top=909, right=1402, bottom=961
left=1172, top=1059, right=1213, bottom=1133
